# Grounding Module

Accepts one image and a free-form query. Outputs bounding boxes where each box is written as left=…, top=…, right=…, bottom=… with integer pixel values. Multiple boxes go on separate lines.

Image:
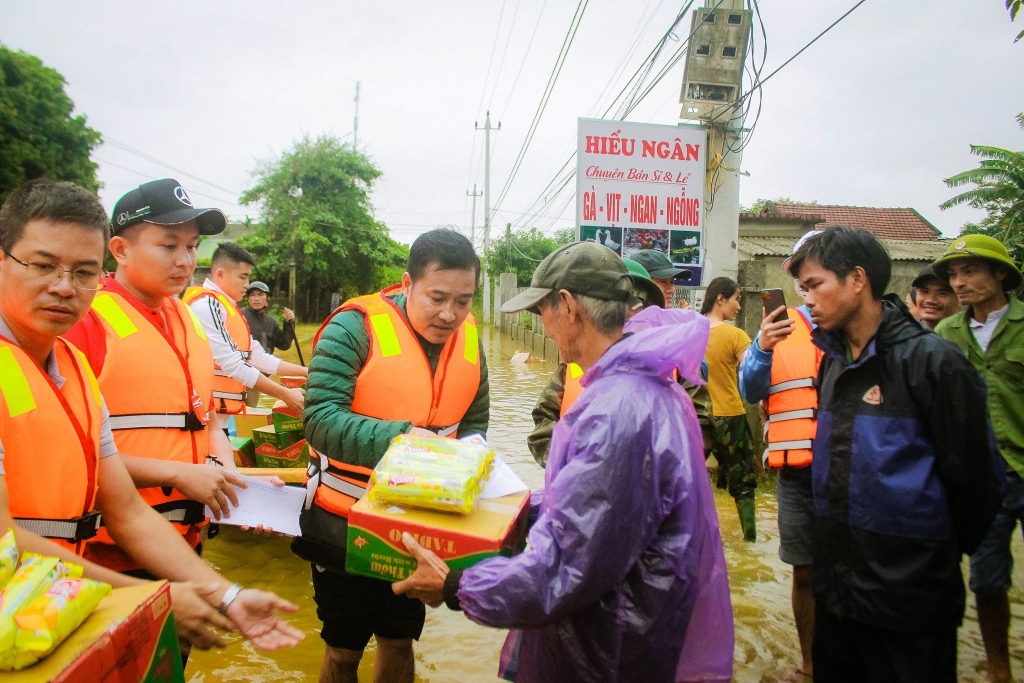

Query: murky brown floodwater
left=188, top=325, right=1024, bottom=682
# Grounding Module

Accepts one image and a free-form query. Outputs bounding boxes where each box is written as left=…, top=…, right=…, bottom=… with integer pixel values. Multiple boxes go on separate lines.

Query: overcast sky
left=3, top=0, right=1021, bottom=243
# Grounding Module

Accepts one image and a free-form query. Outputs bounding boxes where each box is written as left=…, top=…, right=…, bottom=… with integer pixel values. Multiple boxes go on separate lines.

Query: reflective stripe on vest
left=0, top=337, right=101, bottom=554
left=305, top=286, right=480, bottom=520
left=764, top=308, right=821, bottom=469
left=183, top=287, right=251, bottom=415
left=84, top=291, right=214, bottom=570
left=560, top=363, right=585, bottom=418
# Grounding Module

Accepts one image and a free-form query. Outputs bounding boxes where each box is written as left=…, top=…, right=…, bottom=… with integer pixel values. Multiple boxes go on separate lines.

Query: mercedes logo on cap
left=174, top=186, right=193, bottom=207
left=116, top=212, right=128, bottom=226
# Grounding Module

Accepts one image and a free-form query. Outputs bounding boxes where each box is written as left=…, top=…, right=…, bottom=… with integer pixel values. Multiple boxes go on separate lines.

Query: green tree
left=1008, top=0, right=1023, bottom=42
left=0, top=44, right=101, bottom=203
left=486, top=226, right=566, bottom=286
left=941, top=112, right=1024, bottom=265
left=239, top=134, right=407, bottom=320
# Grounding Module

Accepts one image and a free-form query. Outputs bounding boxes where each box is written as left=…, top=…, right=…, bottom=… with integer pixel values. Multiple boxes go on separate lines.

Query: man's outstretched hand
left=199, top=584, right=305, bottom=650
left=392, top=532, right=448, bottom=607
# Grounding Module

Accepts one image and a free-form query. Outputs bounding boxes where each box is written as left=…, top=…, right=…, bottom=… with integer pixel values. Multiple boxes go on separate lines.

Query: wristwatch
left=217, top=583, right=243, bottom=617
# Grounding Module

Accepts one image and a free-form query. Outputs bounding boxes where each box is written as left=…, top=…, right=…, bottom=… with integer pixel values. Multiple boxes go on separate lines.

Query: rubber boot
left=736, top=498, right=757, bottom=542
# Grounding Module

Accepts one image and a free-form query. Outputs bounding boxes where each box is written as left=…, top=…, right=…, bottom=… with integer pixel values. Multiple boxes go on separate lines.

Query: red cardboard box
left=4, top=581, right=183, bottom=683
left=346, top=490, right=531, bottom=582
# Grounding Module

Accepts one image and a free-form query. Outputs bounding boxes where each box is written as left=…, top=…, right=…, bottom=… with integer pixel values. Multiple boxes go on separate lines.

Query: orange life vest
left=304, top=285, right=481, bottom=522
left=0, top=336, right=102, bottom=554
left=763, top=308, right=822, bottom=469
left=559, top=363, right=585, bottom=418
left=82, top=291, right=215, bottom=571
left=183, top=286, right=251, bottom=414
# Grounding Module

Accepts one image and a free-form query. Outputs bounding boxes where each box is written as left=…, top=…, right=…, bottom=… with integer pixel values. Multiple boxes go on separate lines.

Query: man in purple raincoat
left=395, top=242, right=734, bottom=683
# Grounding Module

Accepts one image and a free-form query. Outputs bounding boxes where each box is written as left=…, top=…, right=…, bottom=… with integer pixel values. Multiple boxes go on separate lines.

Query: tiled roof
left=739, top=236, right=951, bottom=261
left=768, top=202, right=940, bottom=241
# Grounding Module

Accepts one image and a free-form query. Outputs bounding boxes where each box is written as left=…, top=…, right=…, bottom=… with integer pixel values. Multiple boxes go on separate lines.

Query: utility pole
left=475, top=111, right=500, bottom=323
left=467, top=184, right=483, bottom=245
left=353, top=81, right=361, bottom=148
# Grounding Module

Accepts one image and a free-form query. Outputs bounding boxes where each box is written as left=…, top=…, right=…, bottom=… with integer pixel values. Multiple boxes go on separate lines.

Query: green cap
left=631, top=249, right=683, bottom=279
left=622, top=258, right=665, bottom=309
left=500, top=241, right=633, bottom=314
left=932, top=234, right=1022, bottom=291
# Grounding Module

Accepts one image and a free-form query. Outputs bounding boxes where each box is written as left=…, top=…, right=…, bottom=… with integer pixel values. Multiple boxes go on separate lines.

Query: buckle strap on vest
left=768, top=377, right=817, bottom=395
left=213, top=390, right=246, bottom=401
left=320, top=471, right=369, bottom=501
left=767, top=439, right=813, bottom=451
left=768, top=408, right=817, bottom=423
left=432, top=422, right=460, bottom=438
left=16, top=512, right=101, bottom=542
left=151, top=500, right=207, bottom=525
left=109, top=412, right=205, bottom=432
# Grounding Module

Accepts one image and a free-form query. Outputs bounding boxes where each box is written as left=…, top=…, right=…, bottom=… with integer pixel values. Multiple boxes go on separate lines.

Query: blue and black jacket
left=812, top=297, right=1006, bottom=632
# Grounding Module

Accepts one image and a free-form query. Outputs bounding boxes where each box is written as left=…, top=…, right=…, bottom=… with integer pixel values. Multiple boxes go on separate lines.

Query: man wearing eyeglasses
left=0, top=178, right=303, bottom=652
left=65, top=179, right=254, bottom=579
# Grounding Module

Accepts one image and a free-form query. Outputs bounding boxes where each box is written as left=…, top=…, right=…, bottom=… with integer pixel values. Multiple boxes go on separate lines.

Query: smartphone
left=761, top=288, right=789, bottom=323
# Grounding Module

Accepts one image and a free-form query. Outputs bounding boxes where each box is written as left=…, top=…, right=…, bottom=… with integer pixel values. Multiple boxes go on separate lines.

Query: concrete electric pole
left=679, top=0, right=750, bottom=284
left=475, top=112, right=500, bottom=323
left=467, top=183, right=483, bottom=245
left=353, top=81, right=361, bottom=148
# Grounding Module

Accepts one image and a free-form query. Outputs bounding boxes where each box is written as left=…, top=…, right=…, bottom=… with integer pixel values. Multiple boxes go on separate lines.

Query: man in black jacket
left=787, top=227, right=1006, bottom=683
left=243, top=282, right=295, bottom=407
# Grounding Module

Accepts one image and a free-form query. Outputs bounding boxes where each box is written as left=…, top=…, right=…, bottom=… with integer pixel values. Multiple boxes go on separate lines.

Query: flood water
left=188, top=325, right=1024, bottom=682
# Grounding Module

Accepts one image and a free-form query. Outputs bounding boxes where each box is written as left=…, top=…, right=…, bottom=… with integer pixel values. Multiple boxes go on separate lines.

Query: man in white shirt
left=186, top=243, right=306, bottom=415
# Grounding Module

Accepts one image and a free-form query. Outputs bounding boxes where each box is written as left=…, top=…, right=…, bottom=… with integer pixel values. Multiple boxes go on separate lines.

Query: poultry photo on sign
left=623, top=228, right=669, bottom=259
left=579, top=226, right=622, bottom=255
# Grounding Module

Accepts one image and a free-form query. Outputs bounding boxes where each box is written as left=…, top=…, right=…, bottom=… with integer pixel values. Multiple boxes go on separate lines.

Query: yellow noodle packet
left=368, top=470, right=481, bottom=514
left=9, top=577, right=111, bottom=665
left=0, top=531, right=19, bottom=591
left=0, top=554, right=82, bottom=654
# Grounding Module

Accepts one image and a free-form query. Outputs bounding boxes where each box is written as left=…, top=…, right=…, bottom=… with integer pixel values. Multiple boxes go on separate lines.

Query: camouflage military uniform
left=528, top=362, right=718, bottom=468
left=711, top=414, right=757, bottom=502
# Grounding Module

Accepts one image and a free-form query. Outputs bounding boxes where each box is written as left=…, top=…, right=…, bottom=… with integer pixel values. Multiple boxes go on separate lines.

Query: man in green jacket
left=293, top=229, right=488, bottom=683
left=934, top=234, right=1023, bottom=683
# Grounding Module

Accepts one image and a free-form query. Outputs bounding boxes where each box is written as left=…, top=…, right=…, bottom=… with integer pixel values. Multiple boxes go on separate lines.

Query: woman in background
left=702, top=276, right=757, bottom=541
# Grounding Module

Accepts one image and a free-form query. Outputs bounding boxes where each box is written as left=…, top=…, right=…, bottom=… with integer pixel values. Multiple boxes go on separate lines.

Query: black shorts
left=311, top=564, right=426, bottom=651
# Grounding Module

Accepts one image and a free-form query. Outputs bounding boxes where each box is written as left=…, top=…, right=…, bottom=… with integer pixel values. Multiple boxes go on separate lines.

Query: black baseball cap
left=500, top=241, right=632, bottom=314
left=111, top=179, right=226, bottom=236
left=911, top=264, right=943, bottom=289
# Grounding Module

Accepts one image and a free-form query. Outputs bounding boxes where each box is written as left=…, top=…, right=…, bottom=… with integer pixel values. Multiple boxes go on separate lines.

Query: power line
left=102, top=136, right=242, bottom=198
left=94, top=157, right=248, bottom=209
left=475, top=0, right=509, bottom=122
left=493, top=0, right=590, bottom=213
left=486, top=0, right=523, bottom=112
left=496, top=0, right=550, bottom=121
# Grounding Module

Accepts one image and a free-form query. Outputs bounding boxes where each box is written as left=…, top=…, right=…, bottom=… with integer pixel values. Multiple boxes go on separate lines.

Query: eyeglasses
left=2, top=249, right=106, bottom=290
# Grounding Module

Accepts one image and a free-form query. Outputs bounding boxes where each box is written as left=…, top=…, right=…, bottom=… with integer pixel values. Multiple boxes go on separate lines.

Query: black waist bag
left=291, top=502, right=351, bottom=574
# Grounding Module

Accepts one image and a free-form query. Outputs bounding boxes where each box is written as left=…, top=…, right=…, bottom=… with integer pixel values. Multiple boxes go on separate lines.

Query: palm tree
left=941, top=113, right=1024, bottom=263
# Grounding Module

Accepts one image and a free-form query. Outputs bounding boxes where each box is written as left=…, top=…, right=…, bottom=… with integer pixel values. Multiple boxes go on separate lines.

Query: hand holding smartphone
left=761, top=289, right=789, bottom=322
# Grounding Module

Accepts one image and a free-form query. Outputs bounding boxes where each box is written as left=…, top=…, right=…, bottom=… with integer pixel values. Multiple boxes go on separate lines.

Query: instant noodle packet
left=7, top=577, right=112, bottom=667
left=367, top=435, right=496, bottom=514
left=0, top=554, right=83, bottom=655
left=0, top=530, right=19, bottom=591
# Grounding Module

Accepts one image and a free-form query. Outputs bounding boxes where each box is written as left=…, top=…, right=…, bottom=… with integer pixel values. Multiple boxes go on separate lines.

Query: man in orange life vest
left=65, top=178, right=266, bottom=575
left=738, top=230, right=824, bottom=681
left=291, top=229, right=488, bottom=683
left=185, top=242, right=307, bottom=417
left=0, top=179, right=303, bottom=651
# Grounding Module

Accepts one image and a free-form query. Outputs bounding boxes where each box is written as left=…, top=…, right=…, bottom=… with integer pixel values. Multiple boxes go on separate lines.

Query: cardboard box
left=233, top=406, right=273, bottom=439
left=280, top=376, right=306, bottom=389
left=270, top=401, right=303, bottom=433
left=229, top=436, right=255, bottom=468
left=346, top=490, right=530, bottom=582
left=254, top=440, right=309, bottom=469
left=4, top=581, right=183, bottom=683
left=251, top=425, right=304, bottom=450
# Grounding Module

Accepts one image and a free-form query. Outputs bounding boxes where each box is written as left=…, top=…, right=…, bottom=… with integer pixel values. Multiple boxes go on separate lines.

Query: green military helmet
left=932, top=234, right=1022, bottom=291
left=622, top=258, right=666, bottom=309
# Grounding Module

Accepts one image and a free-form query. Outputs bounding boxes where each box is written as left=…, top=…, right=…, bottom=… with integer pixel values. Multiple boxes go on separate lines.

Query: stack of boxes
left=251, top=402, right=308, bottom=468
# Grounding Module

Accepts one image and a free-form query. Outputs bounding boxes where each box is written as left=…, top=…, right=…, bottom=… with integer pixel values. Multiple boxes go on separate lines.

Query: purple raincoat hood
left=457, top=307, right=733, bottom=682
